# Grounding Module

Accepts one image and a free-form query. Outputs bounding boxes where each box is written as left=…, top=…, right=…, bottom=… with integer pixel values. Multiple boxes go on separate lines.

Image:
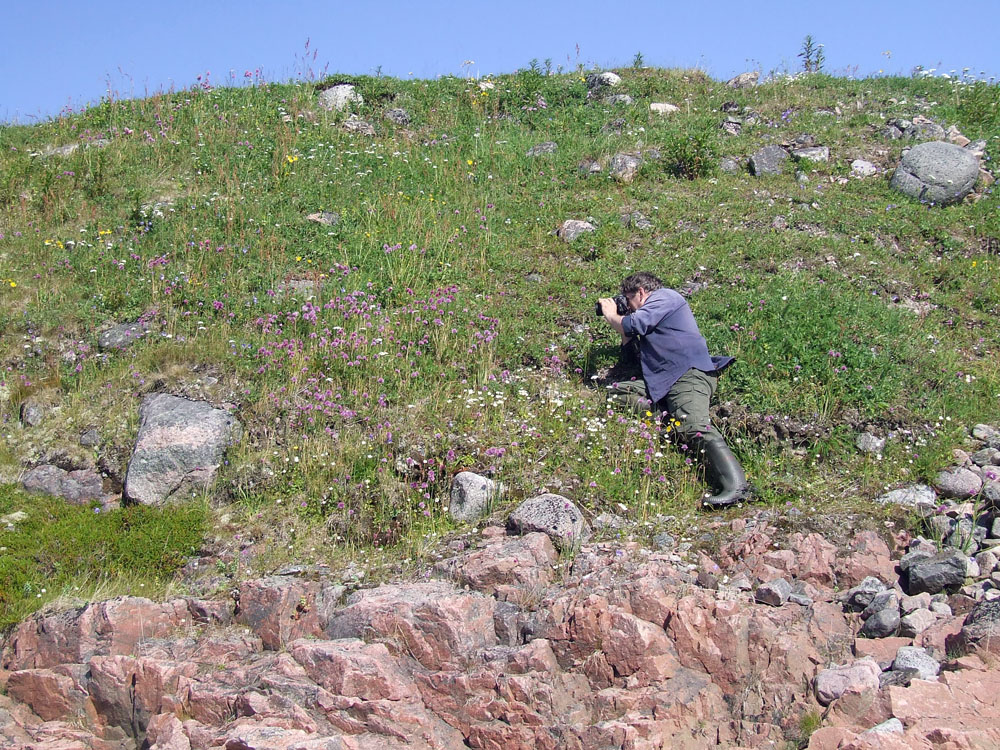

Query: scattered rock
left=814, top=659, right=880, bottom=706
left=586, top=72, right=621, bottom=91
left=650, top=102, right=680, bottom=115
left=749, top=145, right=789, bottom=176
left=526, top=141, right=557, bottom=157
left=507, top=493, right=590, bottom=551
left=860, top=608, right=900, bottom=638
left=935, top=467, right=983, bottom=499
left=22, top=465, right=105, bottom=504
left=727, top=72, right=759, bottom=89
left=343, top=116, right=376, bottom=136
left=791, top=146, right=829, bottom=163
left=899, top=608, right=937, bottom=637
left=123, top=394, right=241, bottom=506
left=305, top=211, right=340, bottom=226
left=79, top=429, right=100, bottom=447
left=448, top=471, right=497, bottom=522
left=98, top=321, right=149, bottom=351
left=318, top=84, right=362, bottom=111
left=856, top=432, right=885, bottom=454
left=383, top=108, right=411, bottom=126
left=907, top=551, right=968, bottom=595
left=720, top=117, right=742, bottom=136
left=891, top=646, right=940, bottom=680
left=556, top=219, right=596, bottom=242
left=578, top=158, right=602, bottom=174
left=875, top=484, right=936, bottom=510
left=755, top=578, right=792, bottom=606
left=620, top=211, right=653, bottom=230
left=851, top=159, right=878, bottom=178
left=604, top=94, right=634, bottom=106
left=1, top=510, right=29, bottom=529
left=609, top=153, right=642, bottom=183
left=959, top=599, right=1000, bottom=654
left=890, top=141, right=981, bottom=205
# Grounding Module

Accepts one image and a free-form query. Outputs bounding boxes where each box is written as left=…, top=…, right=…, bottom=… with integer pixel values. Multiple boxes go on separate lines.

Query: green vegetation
left=0, top=62, right=998, bottom=622
left=0, top=485, right=206, bottom=627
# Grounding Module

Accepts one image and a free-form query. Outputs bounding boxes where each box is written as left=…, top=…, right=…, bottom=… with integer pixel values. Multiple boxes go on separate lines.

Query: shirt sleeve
left=621, top=291, right=684, bottom=337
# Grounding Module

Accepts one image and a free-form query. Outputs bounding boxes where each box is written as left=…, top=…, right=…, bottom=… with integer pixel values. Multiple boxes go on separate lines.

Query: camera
left=595, top=294, right=630, bottom=317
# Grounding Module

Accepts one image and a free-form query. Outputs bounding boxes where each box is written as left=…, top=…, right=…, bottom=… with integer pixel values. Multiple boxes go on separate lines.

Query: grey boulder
left=22, top=465, right=104, bottom=504
left=318, top=84, right=363, bottom=111
left=507, top=493, right=590, bottom=551
left=449, top=471, right=497, bottom=522
left=890, top=141, right=980, bottom=205
left=907, top=550, right=968, bottom=595
left=749, top=146, right=789, bottom=176
left=124, top=394, right=240, bottom=505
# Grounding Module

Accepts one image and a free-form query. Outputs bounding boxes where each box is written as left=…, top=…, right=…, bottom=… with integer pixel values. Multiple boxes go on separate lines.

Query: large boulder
left=123, top=394, right=240, bottom=505
left=889, top=141, right=980, bottom=205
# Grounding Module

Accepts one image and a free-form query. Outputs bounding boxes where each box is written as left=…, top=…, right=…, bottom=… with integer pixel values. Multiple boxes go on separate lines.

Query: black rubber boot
left=698, top=434, right=751, bottom=508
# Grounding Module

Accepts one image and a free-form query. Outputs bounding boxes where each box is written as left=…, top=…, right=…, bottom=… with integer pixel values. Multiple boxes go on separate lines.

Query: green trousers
left=607, top=368, right=720, bottom=443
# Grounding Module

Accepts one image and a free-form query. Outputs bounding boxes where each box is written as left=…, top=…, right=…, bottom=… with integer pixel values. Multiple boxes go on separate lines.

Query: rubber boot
left=698, top=434, right=751, bottom=508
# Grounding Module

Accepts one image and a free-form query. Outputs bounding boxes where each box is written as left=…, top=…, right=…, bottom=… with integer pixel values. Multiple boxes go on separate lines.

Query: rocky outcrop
left=5, top=514, right=1000, bottom=749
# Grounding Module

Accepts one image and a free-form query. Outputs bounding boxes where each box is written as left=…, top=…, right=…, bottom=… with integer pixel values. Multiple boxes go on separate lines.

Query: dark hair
left=620, top=272, right=663, bottom=296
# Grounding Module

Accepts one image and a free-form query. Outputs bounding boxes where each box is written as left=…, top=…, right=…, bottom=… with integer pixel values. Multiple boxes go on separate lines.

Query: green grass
left=0, top=485, right=206, bottom=628
left=0, top=64, right=998, bottom=620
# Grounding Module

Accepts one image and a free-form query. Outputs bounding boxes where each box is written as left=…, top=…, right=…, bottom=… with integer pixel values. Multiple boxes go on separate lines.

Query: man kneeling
left=598, top=272, right=750, bottom=507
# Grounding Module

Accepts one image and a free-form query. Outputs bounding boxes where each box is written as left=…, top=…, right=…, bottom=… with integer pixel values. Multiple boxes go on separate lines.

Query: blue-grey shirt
left=621, top=288, right=726, bottom=403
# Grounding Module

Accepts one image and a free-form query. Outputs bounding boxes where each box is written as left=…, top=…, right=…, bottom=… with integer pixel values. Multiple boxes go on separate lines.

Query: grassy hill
left=1, top=64, right=998, bottom=627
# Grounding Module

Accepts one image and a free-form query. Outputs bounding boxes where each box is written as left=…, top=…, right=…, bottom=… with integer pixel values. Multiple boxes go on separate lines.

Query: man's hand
left=598, top=298, right=626, bottom=337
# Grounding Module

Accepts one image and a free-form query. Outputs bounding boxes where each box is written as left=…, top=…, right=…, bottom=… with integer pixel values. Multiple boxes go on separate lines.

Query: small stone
left=875, top=484, right=936, bottom=510
left=851, top=159, right=878, bottom=178
left=98, top=321, right=148, bottom=351
left=845, top=577, right=887, bottom=610
left=788, top=593, right=813, bottom=607
left=79, top=429, right=100, bottom=447
left=856, top=432, right=885, bottom=454
left=982, top=482, right=1000, bottom=510
left=586, top=72, right=621, bottom=90
left=771, top=216, right=788, bottom=231
left=907, top=551, right=968, bottom=595
left=900, top=592, right=932, bottom=615
left=975, top=550, right=998, bottom=577
left=383, top=108, right=411, bottom=126
left=749, top=145, right=789, bottom=176
left=526, top=141, right=557, bottom=157
left=935, top=467, right=983, bottom=499
left=650, top=102, right=679, bottom=115
left=507, top=493, right=590, bottom=551
left=814, top=659, right=880, bottom=706
left=727, top=72, right=759, bottom=89
left=578, top=159, right=602, bottom=175
left=864, top=718, right=904, bottom=735
left=318, top=84, right=362, bottom=111
left=306, top=211, right=340, bottom=226
left=891, top=646, right=940, bottom=680
left=899, top=608, right=937, bottom=637
left=970, top=448, right=1000, bottom=467
left=756, top=578, right=792, bottom=606
left=343, top=116, right=376, bottom=136
left=556, top=220, right=596, bottom=242
left=652, top=532, right=675, bottom=550
left=720, top=118, right=742, bottom=136
left=860, top=608, right=900, bottom=638
left=791, top=146, right=829, bottom=163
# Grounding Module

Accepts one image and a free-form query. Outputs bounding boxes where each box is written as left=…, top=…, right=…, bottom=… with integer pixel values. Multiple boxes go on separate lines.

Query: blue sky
left=2, top=0, right=998, bottom=124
